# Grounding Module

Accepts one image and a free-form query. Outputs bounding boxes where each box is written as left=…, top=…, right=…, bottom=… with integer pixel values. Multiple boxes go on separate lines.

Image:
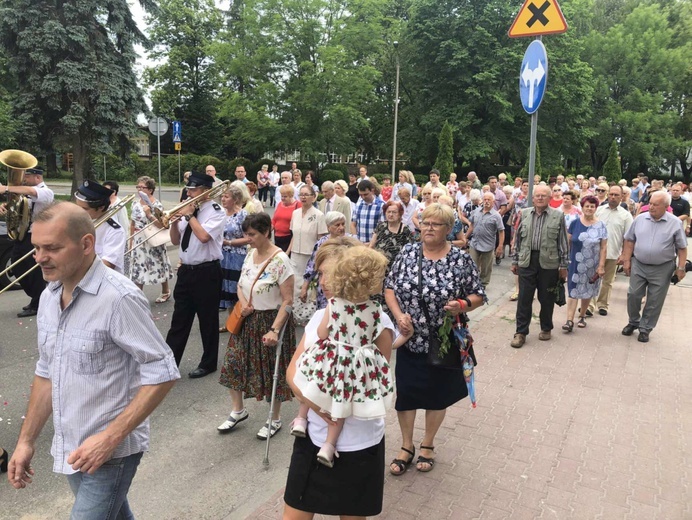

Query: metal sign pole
left=527, top=111, right=538, bottom=208
left=391, top=43, right=400, bottom=180
left=178, top=149, right=181, bottom=186
left=157, top=120, right=162, bottom=200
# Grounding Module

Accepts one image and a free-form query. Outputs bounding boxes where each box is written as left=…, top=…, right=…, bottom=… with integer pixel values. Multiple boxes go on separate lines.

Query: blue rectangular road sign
left=172, top=121, right=182, bottom=143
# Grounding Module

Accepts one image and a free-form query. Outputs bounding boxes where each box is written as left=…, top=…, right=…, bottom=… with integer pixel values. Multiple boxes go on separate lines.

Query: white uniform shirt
left=111, top=197, right=130, bottom=231
left=29, top=181, right=55, bottom=231
left=176, top=199, right=224, bottom=265
left=95, top=219, right=126, bottom=273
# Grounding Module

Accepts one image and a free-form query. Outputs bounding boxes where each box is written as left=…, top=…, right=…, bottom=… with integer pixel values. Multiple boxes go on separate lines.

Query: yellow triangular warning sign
left=508, top=0, right=568, bottom=38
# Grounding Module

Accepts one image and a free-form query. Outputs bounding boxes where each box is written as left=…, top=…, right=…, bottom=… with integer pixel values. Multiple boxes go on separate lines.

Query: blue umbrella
left=454, top=316, right=477, bottom=408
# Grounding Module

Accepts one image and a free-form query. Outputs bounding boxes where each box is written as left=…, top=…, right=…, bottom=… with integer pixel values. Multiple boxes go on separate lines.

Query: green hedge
left=319, top=169, right=345, bottom=185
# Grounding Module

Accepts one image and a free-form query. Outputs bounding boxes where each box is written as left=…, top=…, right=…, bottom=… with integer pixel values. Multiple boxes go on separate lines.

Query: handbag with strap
left=140, top=223, right=171, bottom=248
left=226, top=249, right=282, bottom=335
left=418, top=247, right=463, bottom=370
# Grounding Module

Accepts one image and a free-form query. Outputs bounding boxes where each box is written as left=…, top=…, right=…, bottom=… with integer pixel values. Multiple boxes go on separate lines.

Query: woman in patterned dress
left=562, top=195, right=607, bottom=332
left=217, top=213, right=296, bottom=439
left=128, top=176, right=173, bottom=302
left=369, top=200, right=413, bottom=269
left=219, top=185, right=250, bottom=313
left=385, top=204, right=486, bottom=475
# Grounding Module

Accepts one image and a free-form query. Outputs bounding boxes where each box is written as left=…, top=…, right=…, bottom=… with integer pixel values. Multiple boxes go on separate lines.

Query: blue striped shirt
left=35, top=257, right=180, bottom=474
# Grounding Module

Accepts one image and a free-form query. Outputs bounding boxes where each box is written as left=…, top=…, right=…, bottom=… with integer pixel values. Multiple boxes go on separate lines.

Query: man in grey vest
left=510, top=185, right=568, bottom=348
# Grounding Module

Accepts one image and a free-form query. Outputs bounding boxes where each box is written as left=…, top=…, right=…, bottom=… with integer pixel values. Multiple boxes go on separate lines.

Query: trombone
left=0, top=193, right=136, bottom=296
left=126, top=180, right=229, bottom=255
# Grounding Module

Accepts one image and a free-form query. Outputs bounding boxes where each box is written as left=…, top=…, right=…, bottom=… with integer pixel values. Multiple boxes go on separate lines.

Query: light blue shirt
left=36, top=258, right=180, bottom=474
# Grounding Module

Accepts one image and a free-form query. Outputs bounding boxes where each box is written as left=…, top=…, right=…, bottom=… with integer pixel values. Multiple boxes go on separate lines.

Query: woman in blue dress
left=219, top=185, right=250, bottom=317
left=562, top=195, right=607, bottom=332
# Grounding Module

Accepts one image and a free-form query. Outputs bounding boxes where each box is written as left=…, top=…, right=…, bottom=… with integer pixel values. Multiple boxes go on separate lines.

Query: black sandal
left=389, top=446, right=415, bottom=476
left=417, top=445, right=435, bottom=472
left=577, top=317, right=587, bottom=328
left=562, top=320, right=574, bottom=333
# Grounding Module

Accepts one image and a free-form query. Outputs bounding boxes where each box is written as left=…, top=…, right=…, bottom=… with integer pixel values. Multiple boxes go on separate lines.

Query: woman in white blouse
left=288, top=185, right=327, bottom=281
left=217, top=213, right=296, bottom=439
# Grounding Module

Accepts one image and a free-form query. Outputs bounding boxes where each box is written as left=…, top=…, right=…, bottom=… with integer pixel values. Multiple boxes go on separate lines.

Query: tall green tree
left=144, top=0, right=224, bottom=156
left=0, top=0, right=150, bottom=188
left=602, top=139, right=621, bottom=182
left=584, top=3, right=683, bottom=175
left=434, top=121, right=454, bottom=180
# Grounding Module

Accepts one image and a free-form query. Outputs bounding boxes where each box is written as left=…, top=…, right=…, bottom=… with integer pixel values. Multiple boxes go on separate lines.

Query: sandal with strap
left=317, top=442, right=340, bottom=468
left=577, top=317, right=587, bottom=328
left=389, top=446, right=415, bottom=476
left=562, top=320, right=574, bottom=333
left=417, top=445, right=435, bottom=473
left=155, top=292, right=171, bottom=304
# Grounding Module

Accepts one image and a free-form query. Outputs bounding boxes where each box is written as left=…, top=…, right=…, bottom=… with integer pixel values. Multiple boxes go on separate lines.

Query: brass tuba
left=0, top=149, right=38, bottom=241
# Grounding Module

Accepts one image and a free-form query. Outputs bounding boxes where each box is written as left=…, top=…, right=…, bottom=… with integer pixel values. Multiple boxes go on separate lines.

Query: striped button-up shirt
left=36, top=258, right=180, bottom=474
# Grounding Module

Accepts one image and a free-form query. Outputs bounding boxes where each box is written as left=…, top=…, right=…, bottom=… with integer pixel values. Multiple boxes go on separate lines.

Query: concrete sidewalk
left=248, top=273, right=691, bottom=519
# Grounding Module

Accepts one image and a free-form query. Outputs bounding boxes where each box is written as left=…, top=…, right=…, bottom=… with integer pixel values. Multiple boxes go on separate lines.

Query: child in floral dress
left=291, top=247, right=410, bottom=467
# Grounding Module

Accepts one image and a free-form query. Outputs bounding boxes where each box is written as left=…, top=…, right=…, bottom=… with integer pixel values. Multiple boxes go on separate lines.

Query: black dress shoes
left=621, top=324, right=637, bottom=336
left=637, top=331, right=650, bottom=343
left=17, top=308, right=38, bottom=318
left=188, top=367, right=216, bottom=379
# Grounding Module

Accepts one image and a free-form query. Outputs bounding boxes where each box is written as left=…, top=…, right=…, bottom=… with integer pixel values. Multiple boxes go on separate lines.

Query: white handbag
left=140, top=224, right=171, bottom=248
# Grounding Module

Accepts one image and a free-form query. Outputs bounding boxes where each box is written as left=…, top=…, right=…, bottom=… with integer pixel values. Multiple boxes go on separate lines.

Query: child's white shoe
left=290, top=417, right=307, bottom=438
left=317, top=442, right=339, bottom=468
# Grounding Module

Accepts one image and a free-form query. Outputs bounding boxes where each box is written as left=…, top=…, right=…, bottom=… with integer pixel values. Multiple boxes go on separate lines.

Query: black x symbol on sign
left=527, top=0, right=550, bottom=27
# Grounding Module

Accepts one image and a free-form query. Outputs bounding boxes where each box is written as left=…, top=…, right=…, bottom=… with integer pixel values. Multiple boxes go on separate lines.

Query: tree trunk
left=45, top=153, right=58, bottom=177
left=71, top=138, right=90, bottom=197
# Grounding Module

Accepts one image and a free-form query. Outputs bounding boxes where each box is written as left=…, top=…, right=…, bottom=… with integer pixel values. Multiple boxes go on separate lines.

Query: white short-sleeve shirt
left=95, top=219, right=126, bottom=273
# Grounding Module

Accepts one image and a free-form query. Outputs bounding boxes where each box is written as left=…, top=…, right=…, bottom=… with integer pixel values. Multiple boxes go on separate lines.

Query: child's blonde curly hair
left=326, top=247, right=388, bottom=303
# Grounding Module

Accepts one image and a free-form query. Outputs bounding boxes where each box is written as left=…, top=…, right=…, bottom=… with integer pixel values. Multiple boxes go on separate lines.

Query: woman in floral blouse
left=217, top=213, right=296, bottom=439
left=385, top=204, right=486, bottom=475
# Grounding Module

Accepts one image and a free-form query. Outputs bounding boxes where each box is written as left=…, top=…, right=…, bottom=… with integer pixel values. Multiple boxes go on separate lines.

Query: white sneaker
left=217, top=409, right=249, bottom=433
left=257, top=419, right=282, bottom=439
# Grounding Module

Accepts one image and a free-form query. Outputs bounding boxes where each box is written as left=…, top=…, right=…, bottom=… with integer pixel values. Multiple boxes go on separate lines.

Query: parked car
left=0, top=221, right=20, bottom=290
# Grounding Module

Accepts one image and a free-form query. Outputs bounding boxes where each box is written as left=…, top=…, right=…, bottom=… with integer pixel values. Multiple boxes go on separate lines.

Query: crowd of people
left=0, top=161, right=689, bottom=519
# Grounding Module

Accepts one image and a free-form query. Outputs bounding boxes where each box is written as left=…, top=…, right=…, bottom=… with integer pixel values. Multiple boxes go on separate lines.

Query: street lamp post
left=391, top=41, right=400, bottom=180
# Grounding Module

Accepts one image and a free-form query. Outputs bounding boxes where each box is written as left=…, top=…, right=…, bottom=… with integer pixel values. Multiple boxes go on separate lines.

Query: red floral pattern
left=295, top=297, right=395, bottom=419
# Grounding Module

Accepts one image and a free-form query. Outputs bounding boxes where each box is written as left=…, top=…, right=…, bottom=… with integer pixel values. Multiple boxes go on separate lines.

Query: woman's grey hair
left=334, top=180, right=348, bottom=193
left=421, top=203, right=455, bottom=228
left=469, top=188, right=481, bottom=202
left=325, top=211, right=346, bottom=227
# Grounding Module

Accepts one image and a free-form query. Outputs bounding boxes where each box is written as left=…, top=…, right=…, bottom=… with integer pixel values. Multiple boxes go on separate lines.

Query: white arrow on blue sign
left=519, top=40, right=548, bottom=114
left=172, top=121, right=182, bottom=143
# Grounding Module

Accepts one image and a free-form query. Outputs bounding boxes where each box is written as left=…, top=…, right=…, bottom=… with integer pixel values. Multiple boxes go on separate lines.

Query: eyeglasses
left=420, top=221, right=447, bottom=230
left=299, top=193, right=312, bottom=198
left=553, top=189, right=562, bottom=192
left=596, top=189, right=606, bottom=192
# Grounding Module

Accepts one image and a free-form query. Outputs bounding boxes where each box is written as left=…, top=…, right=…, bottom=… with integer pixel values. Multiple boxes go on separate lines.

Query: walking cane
left=263, top=305, right=293, bottom=466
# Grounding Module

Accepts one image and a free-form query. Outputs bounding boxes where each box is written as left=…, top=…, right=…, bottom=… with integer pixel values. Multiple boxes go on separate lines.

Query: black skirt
left=283, top=433, right=385, bottom=517
left=394, top=347, right=468, bottom=411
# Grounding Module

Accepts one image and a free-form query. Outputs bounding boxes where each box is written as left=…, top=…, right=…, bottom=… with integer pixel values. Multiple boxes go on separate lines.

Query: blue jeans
left=66, top=452, right=143, bottom=520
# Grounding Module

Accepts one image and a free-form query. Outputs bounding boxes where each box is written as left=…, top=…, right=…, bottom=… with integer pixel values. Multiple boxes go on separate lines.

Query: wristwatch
left=270, top=327, right=280, bottom=334
left=184, top=214, right=192, bottom=221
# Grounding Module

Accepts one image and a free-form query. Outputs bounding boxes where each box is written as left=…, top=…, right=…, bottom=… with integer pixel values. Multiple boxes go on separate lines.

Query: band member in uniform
left=73, top=180, right=126, bottom=273
left=0, top=166, right=54, bottom=317
left=165, top=172, right=225, bottom=378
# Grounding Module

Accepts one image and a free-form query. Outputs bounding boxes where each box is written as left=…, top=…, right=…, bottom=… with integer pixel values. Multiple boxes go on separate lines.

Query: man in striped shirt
left=8, top=202, right=180, bottom=518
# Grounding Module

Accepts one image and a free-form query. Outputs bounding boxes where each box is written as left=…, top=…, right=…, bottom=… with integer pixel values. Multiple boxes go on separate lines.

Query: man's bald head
left=34, top=201, right=95, bottom=244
